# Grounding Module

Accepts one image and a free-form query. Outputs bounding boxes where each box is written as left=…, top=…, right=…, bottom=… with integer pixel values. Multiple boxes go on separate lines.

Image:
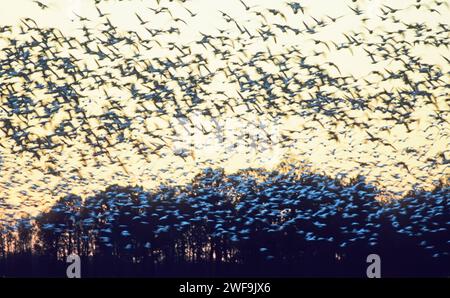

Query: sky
left=0, top=0, right=449, bottom=220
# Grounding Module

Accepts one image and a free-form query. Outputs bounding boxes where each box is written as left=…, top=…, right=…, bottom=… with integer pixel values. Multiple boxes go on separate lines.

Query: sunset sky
left=0, top=0, right=448, bottom=220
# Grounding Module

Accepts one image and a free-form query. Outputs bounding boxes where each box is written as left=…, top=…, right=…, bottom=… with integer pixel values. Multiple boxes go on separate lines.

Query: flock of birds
left=0, top=0, right=449, bottom=275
